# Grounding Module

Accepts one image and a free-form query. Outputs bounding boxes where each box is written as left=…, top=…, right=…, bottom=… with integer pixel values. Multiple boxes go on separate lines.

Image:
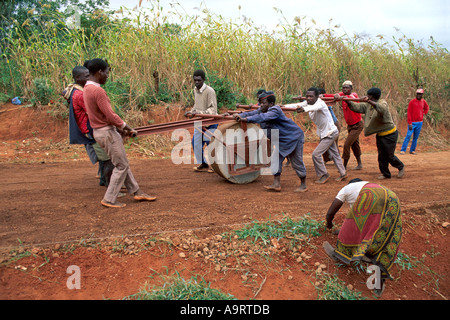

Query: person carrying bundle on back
left=62, top=65, right=114, bottom=187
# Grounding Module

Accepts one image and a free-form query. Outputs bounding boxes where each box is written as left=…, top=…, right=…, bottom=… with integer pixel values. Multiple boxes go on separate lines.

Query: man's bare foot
left=315, top=174, right=330, bottom=184
left=101, top=199, right=126, bottom=208
left=294, top=184, right=308, bottom=192
left=134, top=191, right=157, bottom=201
left=263, top=185, right=281, bottom=192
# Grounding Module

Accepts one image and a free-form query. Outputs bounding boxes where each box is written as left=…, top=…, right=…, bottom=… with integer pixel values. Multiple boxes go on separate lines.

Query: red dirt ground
left=0, top=101, right=449, bottom=301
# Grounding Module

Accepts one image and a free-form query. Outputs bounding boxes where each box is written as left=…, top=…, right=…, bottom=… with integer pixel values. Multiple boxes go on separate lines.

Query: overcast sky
left=107, top=0, right=450, bottom=49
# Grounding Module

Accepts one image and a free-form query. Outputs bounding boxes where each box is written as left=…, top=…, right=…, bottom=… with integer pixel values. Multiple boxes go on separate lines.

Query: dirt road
left=0, top=151, right=449, bottom=248
left=0, top=102, right=448, bottom=301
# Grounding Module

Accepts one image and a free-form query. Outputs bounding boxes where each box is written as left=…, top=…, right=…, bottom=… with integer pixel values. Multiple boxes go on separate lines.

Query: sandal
left=323, top=241, right=338, bottom=261
left=373, top=280, right=386, bottom=297
left=193, top=164, right=210, bottom=172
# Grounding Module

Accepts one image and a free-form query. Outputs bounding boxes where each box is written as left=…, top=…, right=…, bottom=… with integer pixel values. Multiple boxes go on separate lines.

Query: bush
left=30, top=78, right=54, bottom=106
left=104, top=77, right=130, bottom=110
left=207, top=71, right=247, bottom=110
left=145, top=79, right=180, bottom=106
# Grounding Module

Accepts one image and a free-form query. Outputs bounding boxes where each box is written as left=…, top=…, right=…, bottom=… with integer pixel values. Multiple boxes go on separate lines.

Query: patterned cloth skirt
left=334, top=183, right=402, bottom=279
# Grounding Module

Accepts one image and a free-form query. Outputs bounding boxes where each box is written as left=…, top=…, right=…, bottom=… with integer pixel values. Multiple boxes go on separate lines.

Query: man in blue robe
left=234, top=91, right=307, bottom=192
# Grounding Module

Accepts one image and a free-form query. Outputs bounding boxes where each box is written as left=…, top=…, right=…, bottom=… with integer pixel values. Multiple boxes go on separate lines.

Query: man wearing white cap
left=325, top=80, right=364, bottom=170
left=400, top=88, right=429, bottom=154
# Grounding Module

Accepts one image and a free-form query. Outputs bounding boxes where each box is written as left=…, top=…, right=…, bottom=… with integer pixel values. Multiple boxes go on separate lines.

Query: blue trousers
left=401, top=121, right=423, bottom=153
left=192, top=124, right=218, bottom=165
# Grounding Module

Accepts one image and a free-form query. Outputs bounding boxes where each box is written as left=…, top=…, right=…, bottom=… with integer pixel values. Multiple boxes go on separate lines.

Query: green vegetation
left=314, top=273, right=367, bottom=300
left=233, top=214, right=324, bottom=246
left=125, top=272, right=236, bottom=300
left=395, top=251, right=444, bottom=291
left=0, top=0, right=449, bottom=131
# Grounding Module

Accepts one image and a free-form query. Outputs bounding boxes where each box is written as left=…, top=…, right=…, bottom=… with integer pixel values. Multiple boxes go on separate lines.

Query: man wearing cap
left=231, top=91, right=308, bottom=192
left=327, top=81, right=364, bottom=170
left=344, top=88, right=405, bottom=180
left=400, top=88, right=429, bottom=154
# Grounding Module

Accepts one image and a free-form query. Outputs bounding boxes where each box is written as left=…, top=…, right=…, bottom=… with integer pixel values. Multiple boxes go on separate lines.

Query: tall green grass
left=1, top=2, right=449, bottom=128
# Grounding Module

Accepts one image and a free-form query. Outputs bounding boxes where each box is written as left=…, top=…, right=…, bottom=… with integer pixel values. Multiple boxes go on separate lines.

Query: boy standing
left=184, top=70, right=218, bottom=173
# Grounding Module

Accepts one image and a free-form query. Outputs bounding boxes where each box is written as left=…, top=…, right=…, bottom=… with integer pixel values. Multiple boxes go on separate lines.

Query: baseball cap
left=416, top=88, right=424, bottom=94
left=342, top=80, right=353, bottom=87
left=258, top=90, right=275, bottom=99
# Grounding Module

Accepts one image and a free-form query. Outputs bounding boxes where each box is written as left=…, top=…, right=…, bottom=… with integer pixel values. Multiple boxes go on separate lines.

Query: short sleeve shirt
left=335, top=181, right=369, bottom=207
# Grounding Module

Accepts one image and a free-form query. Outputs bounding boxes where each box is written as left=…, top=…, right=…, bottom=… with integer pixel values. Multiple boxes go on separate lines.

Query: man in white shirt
left=294, top=87, right=347, bottom=184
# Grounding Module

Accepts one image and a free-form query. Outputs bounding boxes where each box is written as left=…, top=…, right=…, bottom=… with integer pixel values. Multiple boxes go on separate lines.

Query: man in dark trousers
left=344, top=88, right=405, bottom=180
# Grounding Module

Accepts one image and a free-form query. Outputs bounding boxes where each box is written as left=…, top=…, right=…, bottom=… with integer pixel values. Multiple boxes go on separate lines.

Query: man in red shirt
left=330, top=81, right=364, bottom=170
left=62, top=66, right=113, bottom=187
left=400, top=88, right=429, bottom=154
left=83, top=58, right=156, bottom=208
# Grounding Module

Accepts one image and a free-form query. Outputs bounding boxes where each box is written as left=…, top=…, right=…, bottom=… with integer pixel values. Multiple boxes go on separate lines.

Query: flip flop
left=322, top=241, right=338, bottom=261
left=373, top=281, right=386, bottom=297
left=332, top=228, right=340, bottom=235
left=335, top=174, right=348, bottom=182
left=193, top=165, right=209, bottom=172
